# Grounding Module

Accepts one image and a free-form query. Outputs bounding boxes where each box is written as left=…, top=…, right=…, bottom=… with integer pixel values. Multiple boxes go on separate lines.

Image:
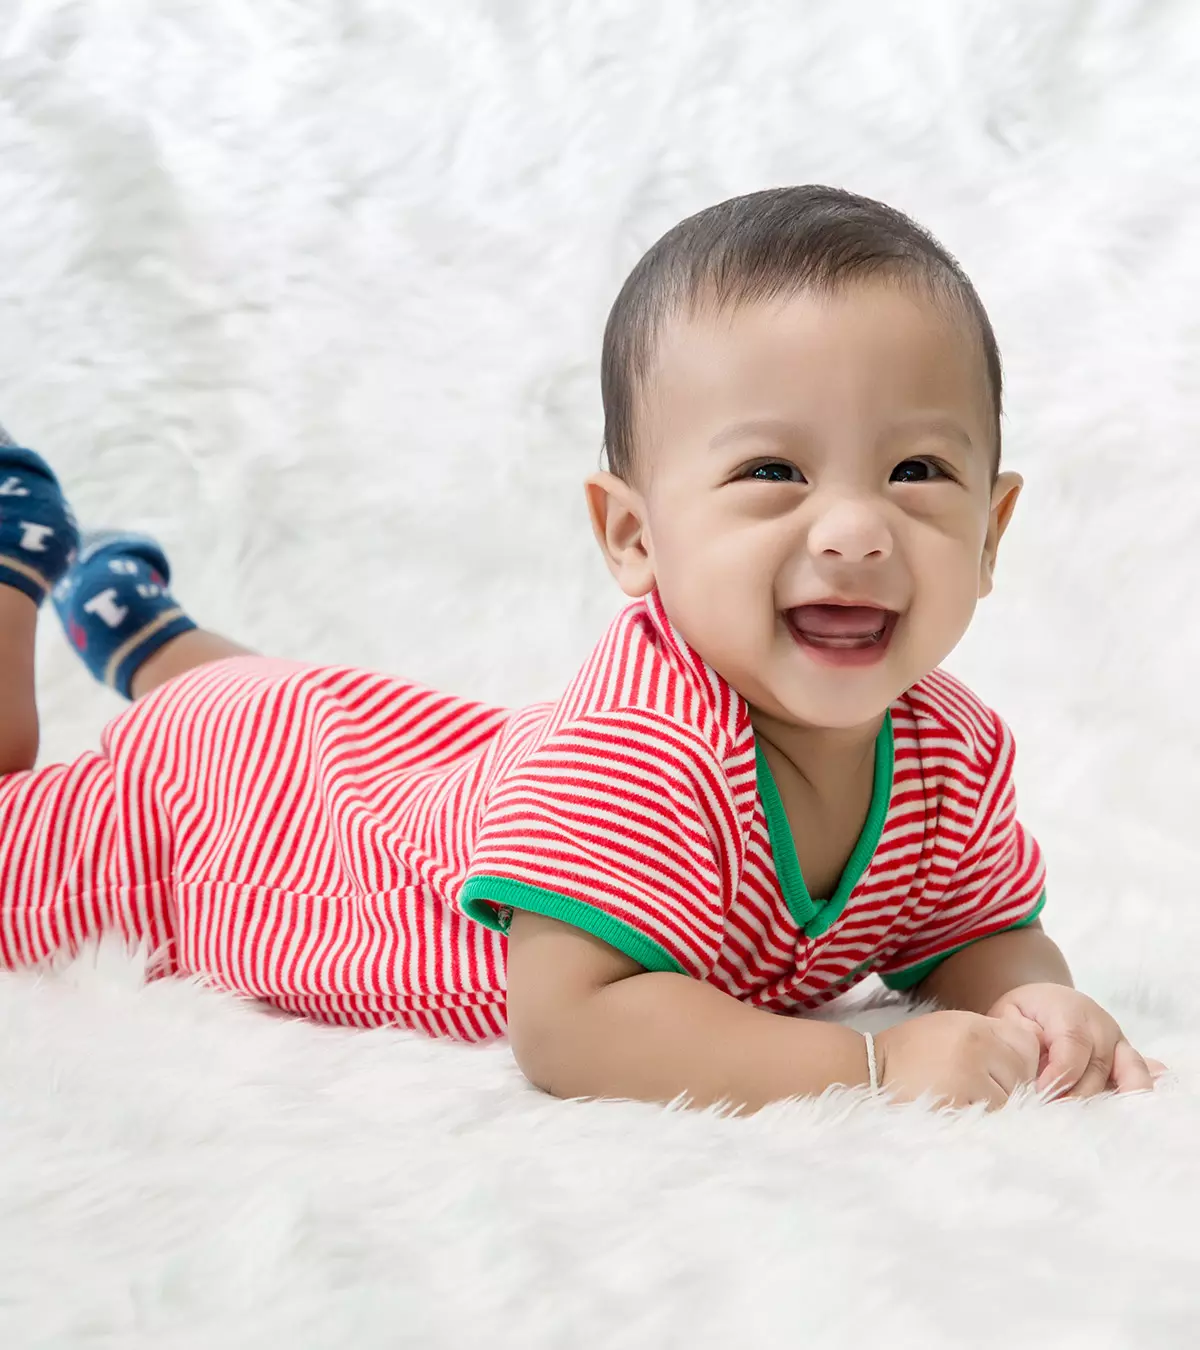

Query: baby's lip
left=791, top=595, right=897, bottom=610
left=784, top=603, right=899, bottom=660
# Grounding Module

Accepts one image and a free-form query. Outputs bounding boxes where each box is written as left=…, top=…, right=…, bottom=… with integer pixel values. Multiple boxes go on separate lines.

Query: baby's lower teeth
left=808, top=629, right=883, bottom=647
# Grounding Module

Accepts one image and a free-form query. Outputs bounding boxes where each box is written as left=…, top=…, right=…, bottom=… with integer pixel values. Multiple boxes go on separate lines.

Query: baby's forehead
left=662, top=276, right=973, bottom=353
left=651, top=283, right=983, bottom=393
left=635, top=283, right=996, bottom=460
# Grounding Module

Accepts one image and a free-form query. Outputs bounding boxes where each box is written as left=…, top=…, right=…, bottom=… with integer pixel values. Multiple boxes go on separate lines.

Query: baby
left=0, top=185, right=1159, bottom=1111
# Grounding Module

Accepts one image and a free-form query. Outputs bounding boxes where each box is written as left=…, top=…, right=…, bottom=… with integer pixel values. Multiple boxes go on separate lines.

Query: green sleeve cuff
left=458, top=875, right=685, bottom=974
left=880, top=890, right=1047, bottom=992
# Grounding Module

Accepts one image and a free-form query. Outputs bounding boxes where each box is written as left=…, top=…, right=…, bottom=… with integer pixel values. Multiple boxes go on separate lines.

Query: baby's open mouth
left=785, top=604, right=896, bottom=651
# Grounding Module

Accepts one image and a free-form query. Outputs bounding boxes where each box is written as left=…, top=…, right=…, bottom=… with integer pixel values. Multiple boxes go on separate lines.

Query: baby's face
left=594, top=281, right=1021, bottom=732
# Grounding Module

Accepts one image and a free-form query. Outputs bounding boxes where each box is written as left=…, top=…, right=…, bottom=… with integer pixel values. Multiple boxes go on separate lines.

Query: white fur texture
left=1, top=2, right=1198, bottom=1344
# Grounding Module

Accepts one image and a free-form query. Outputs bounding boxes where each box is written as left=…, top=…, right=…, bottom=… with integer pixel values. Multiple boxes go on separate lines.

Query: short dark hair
left=600, top=185, right=1003, bottom=480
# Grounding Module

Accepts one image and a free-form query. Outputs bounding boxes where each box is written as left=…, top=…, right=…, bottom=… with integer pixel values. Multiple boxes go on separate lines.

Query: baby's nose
left=806, top=495, right=893, bottom=562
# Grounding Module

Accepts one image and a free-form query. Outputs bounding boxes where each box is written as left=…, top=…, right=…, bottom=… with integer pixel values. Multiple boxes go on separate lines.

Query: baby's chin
left=736, top=671, right=903, bottom=734
left=752, top=648, right=912, bottom=727
left=762, top=695, right=897, bottom=734
left=756, top=614, right=961, bottom=729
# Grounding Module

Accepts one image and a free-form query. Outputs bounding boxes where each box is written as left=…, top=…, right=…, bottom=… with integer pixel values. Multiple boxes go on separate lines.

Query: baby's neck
left=751, top=709, right=886, bottom=902
left=750, top=710, right=884, bottom=801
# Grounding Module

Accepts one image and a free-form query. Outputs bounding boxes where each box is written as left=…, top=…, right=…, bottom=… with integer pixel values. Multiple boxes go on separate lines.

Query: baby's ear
left=979, top=471, right=1023, bottom=597
left=584, top=472, right=655, bottom=598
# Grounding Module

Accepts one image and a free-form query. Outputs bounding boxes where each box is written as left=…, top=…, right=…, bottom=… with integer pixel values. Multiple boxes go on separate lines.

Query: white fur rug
left=2, top=1, right=1199, bottom=1344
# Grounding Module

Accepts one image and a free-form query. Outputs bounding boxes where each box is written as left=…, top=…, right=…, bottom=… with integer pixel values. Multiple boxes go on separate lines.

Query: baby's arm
left=910, top=920, right=1071, bottom=1013
left=506, top=912, right=868, bottom=1109
left=506, top=912, right=1041, bottom=1111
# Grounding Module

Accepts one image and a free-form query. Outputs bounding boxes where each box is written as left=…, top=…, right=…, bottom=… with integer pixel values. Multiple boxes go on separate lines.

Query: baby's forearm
left=913, top=923, right=1072, bottom=1014
left=515, top=971, right=870, bottom=1112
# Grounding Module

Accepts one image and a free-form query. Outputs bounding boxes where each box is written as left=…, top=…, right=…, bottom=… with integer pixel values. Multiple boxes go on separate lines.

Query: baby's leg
left=0, top=436, right=80, bottom=772
left=0, top=438, right=135, bottom=968
left=0, top=588, right=40, bottom=774
left=130, top=628, right=252, bottom=699
left=54, top=531, right=254, bottom=700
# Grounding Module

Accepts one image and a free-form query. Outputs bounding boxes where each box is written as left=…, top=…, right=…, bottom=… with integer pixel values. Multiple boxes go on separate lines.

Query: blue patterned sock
left=0, top=428, right=81, bottom=604
left=53, top=531, right=198, bottom=699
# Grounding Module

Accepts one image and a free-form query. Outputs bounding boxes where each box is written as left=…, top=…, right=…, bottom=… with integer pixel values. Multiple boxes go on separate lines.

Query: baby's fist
left=987, top=984, right=1159, bottom=1098
left=875, top=1008, right=1041, bottom=1110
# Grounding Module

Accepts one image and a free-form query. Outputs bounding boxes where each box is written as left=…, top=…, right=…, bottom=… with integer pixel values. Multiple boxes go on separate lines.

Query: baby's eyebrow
left=709, top=415, right=977, bottom=454
left=708, top=417, right=802, bottom=451
left=887, top=416, right=975, bottom=451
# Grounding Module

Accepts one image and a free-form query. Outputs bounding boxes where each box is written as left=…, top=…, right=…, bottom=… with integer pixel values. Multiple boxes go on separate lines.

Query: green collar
left=754, top=712, right=895, bottom=939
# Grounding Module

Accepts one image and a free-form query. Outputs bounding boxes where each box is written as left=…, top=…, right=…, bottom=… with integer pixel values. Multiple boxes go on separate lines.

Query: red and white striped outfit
left=0, top=591, right=1044, bottom=1039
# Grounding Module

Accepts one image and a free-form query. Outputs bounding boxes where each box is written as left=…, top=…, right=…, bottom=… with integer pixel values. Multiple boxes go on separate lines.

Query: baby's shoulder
left=897, top=667, right=1011, bottom=774
left=553, top=599, right=747, bottom=763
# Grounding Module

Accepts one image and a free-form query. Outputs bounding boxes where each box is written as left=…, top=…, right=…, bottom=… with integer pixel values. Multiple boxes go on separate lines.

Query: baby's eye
left=890, top=457, right=947, bottom=484
left=745, top=461, right=806, bottom=484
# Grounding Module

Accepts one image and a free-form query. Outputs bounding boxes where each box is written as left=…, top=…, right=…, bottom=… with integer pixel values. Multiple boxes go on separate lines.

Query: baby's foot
left=53, top=531, right=197, bottom=699
left=0, top=428, right=81, bottom=604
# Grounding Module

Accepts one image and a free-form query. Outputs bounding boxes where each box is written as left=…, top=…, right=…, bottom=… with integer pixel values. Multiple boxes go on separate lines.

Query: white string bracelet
left=863, top=1031, right=879, bottom=1092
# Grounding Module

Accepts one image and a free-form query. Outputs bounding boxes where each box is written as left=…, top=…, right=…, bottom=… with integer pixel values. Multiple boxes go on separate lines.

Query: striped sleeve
left=457, top=710, right=736, bottom=978
left=879, top=711, right=1047, bottom=991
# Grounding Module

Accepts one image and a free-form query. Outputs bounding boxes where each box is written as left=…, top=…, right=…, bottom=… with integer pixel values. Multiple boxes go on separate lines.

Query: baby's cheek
left=927, top=559, right=983, bottom=636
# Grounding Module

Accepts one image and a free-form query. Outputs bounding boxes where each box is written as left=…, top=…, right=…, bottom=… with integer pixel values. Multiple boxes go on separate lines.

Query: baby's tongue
left=790, top=605, right=887, bottom=639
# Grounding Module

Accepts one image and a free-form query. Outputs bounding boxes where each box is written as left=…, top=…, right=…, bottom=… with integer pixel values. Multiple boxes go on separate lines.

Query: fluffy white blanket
left=1, top=1, right=1198, bottom=1343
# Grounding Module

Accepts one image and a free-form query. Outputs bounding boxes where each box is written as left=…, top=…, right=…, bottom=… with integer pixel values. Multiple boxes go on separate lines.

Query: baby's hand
left=988, top=984, right=1163, bottom=1098
left=875, top=1008, right=1041, bottom=1109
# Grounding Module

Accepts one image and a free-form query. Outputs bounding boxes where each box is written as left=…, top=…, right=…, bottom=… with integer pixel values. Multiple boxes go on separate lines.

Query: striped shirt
left=460, top=589, right=1045, bottom=1009
left=0, top=589, right=1044, bottom=1038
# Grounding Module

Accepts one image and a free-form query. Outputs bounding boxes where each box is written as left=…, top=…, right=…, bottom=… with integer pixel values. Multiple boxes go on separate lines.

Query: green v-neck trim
left=754, top=712, right=895, bottom=939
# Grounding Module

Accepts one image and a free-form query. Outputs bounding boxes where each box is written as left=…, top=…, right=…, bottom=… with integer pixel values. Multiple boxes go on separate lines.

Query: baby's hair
left=600, top=185, right=1003, bottom=480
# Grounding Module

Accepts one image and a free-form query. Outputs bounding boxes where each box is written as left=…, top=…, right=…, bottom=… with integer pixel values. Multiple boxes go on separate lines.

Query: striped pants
left=0, top=751, right=173, bottom=973
left=0, top=658, right=510, bottom=1040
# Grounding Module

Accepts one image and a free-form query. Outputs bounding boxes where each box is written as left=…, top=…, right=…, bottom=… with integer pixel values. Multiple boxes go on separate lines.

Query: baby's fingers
left=1035, top=1024, right=1092, bottom=1097
left=1109, top=1039, right=1155, bottom=1094
left=1068, top=1048, right=1115, bottom=1099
